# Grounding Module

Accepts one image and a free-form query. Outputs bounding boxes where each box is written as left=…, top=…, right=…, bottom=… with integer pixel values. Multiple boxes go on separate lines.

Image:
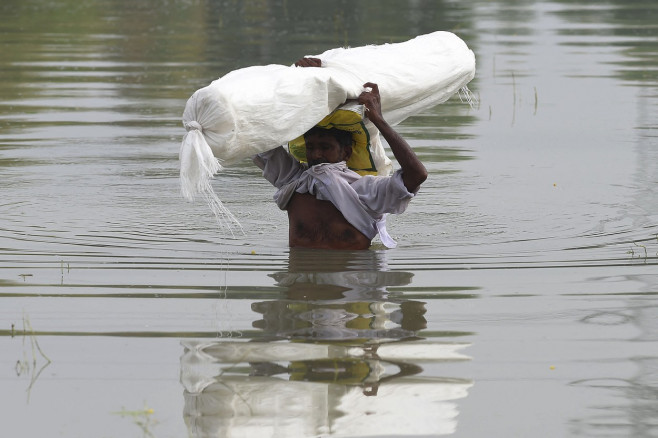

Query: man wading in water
left=253, top=58, right=427, bottom=250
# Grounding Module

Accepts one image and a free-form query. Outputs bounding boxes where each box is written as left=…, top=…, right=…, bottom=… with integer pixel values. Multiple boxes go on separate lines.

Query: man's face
left=304, top=133, right=350, bottom=167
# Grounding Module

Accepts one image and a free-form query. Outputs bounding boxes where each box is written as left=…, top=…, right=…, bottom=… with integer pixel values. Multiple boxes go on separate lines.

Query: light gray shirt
left=253, top=146, right=417, bottom=248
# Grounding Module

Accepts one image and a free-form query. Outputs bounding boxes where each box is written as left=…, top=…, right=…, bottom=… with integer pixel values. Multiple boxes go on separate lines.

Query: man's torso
left=286, top=193, right=371, bottom=250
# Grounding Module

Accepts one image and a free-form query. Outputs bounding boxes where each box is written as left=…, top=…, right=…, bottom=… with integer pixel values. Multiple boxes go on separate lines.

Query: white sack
left=180, top=31, right=476, bottom=225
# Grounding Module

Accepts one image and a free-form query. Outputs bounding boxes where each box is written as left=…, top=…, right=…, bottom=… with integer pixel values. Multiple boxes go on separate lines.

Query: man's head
left=303, top=127, right=353, bottom=167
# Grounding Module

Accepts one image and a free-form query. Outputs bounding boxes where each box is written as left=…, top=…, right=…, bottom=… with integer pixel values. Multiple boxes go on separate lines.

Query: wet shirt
left=253, top=146, right=417, bottom=248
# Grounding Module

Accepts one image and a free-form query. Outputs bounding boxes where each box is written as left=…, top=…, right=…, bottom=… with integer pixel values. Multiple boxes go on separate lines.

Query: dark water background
left=1, top=1, right=657, bottom=437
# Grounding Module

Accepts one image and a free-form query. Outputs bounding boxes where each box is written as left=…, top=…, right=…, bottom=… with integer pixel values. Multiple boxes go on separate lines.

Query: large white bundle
left=180, top=31, right=476, bottom=227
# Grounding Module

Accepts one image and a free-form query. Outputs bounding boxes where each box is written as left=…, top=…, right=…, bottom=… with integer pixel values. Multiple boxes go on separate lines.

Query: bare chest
left=286, top=193, right=370, bottom=250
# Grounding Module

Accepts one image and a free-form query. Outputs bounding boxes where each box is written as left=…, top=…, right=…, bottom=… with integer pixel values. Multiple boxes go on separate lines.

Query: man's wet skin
left=287, top=192, right=371, bottom=250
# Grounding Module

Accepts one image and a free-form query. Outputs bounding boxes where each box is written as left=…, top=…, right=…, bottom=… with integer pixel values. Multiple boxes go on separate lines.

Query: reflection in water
left=181, top=249, right=472, bottom=437
left=570, top=273, right=658, bottom=436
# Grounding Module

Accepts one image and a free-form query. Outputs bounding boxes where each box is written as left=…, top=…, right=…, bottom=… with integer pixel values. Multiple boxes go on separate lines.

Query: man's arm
left=358, top=82, right=428, bottom=192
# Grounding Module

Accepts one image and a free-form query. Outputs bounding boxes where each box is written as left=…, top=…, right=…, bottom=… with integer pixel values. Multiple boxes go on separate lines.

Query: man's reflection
left=181, top=249, right=472, bottom=437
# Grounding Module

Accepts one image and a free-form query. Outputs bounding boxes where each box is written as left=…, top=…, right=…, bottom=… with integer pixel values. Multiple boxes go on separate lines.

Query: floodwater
left=1, top=0, right=656, bottom=437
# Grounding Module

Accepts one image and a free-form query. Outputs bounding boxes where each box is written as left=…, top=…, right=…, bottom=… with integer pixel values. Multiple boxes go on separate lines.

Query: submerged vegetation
left=627, top=234, right=658, bottom=262
left=113, top=404, right=158, bottom=438
left=14, top=314, right=51, bottom=402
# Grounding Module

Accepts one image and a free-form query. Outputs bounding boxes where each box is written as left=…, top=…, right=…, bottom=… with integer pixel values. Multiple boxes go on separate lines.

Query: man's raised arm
left=357, top=82, right=428, bottom=192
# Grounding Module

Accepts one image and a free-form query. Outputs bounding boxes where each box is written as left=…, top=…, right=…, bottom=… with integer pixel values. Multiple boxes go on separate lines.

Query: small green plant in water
left=113, top=403, right=157, bottom=438
left=626, top=236, right=658, bottom=262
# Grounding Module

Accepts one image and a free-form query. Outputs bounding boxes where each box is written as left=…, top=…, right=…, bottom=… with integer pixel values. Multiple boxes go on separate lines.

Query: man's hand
left=294, top=57, right=322, bottom=67
left=357, top=82, right=385, bottom=125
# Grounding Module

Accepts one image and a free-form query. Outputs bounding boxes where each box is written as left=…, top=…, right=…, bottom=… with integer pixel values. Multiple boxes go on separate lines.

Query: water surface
left=1, top=1, right=657, bottom=437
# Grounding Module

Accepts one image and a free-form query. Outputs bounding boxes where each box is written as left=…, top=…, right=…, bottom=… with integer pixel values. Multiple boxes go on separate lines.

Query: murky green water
left=2, top=1, right=657, bottom=437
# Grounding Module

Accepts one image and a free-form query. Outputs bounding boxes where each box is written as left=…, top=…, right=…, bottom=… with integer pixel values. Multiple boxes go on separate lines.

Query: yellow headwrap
left=288, top=102, right=378, bottom=176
